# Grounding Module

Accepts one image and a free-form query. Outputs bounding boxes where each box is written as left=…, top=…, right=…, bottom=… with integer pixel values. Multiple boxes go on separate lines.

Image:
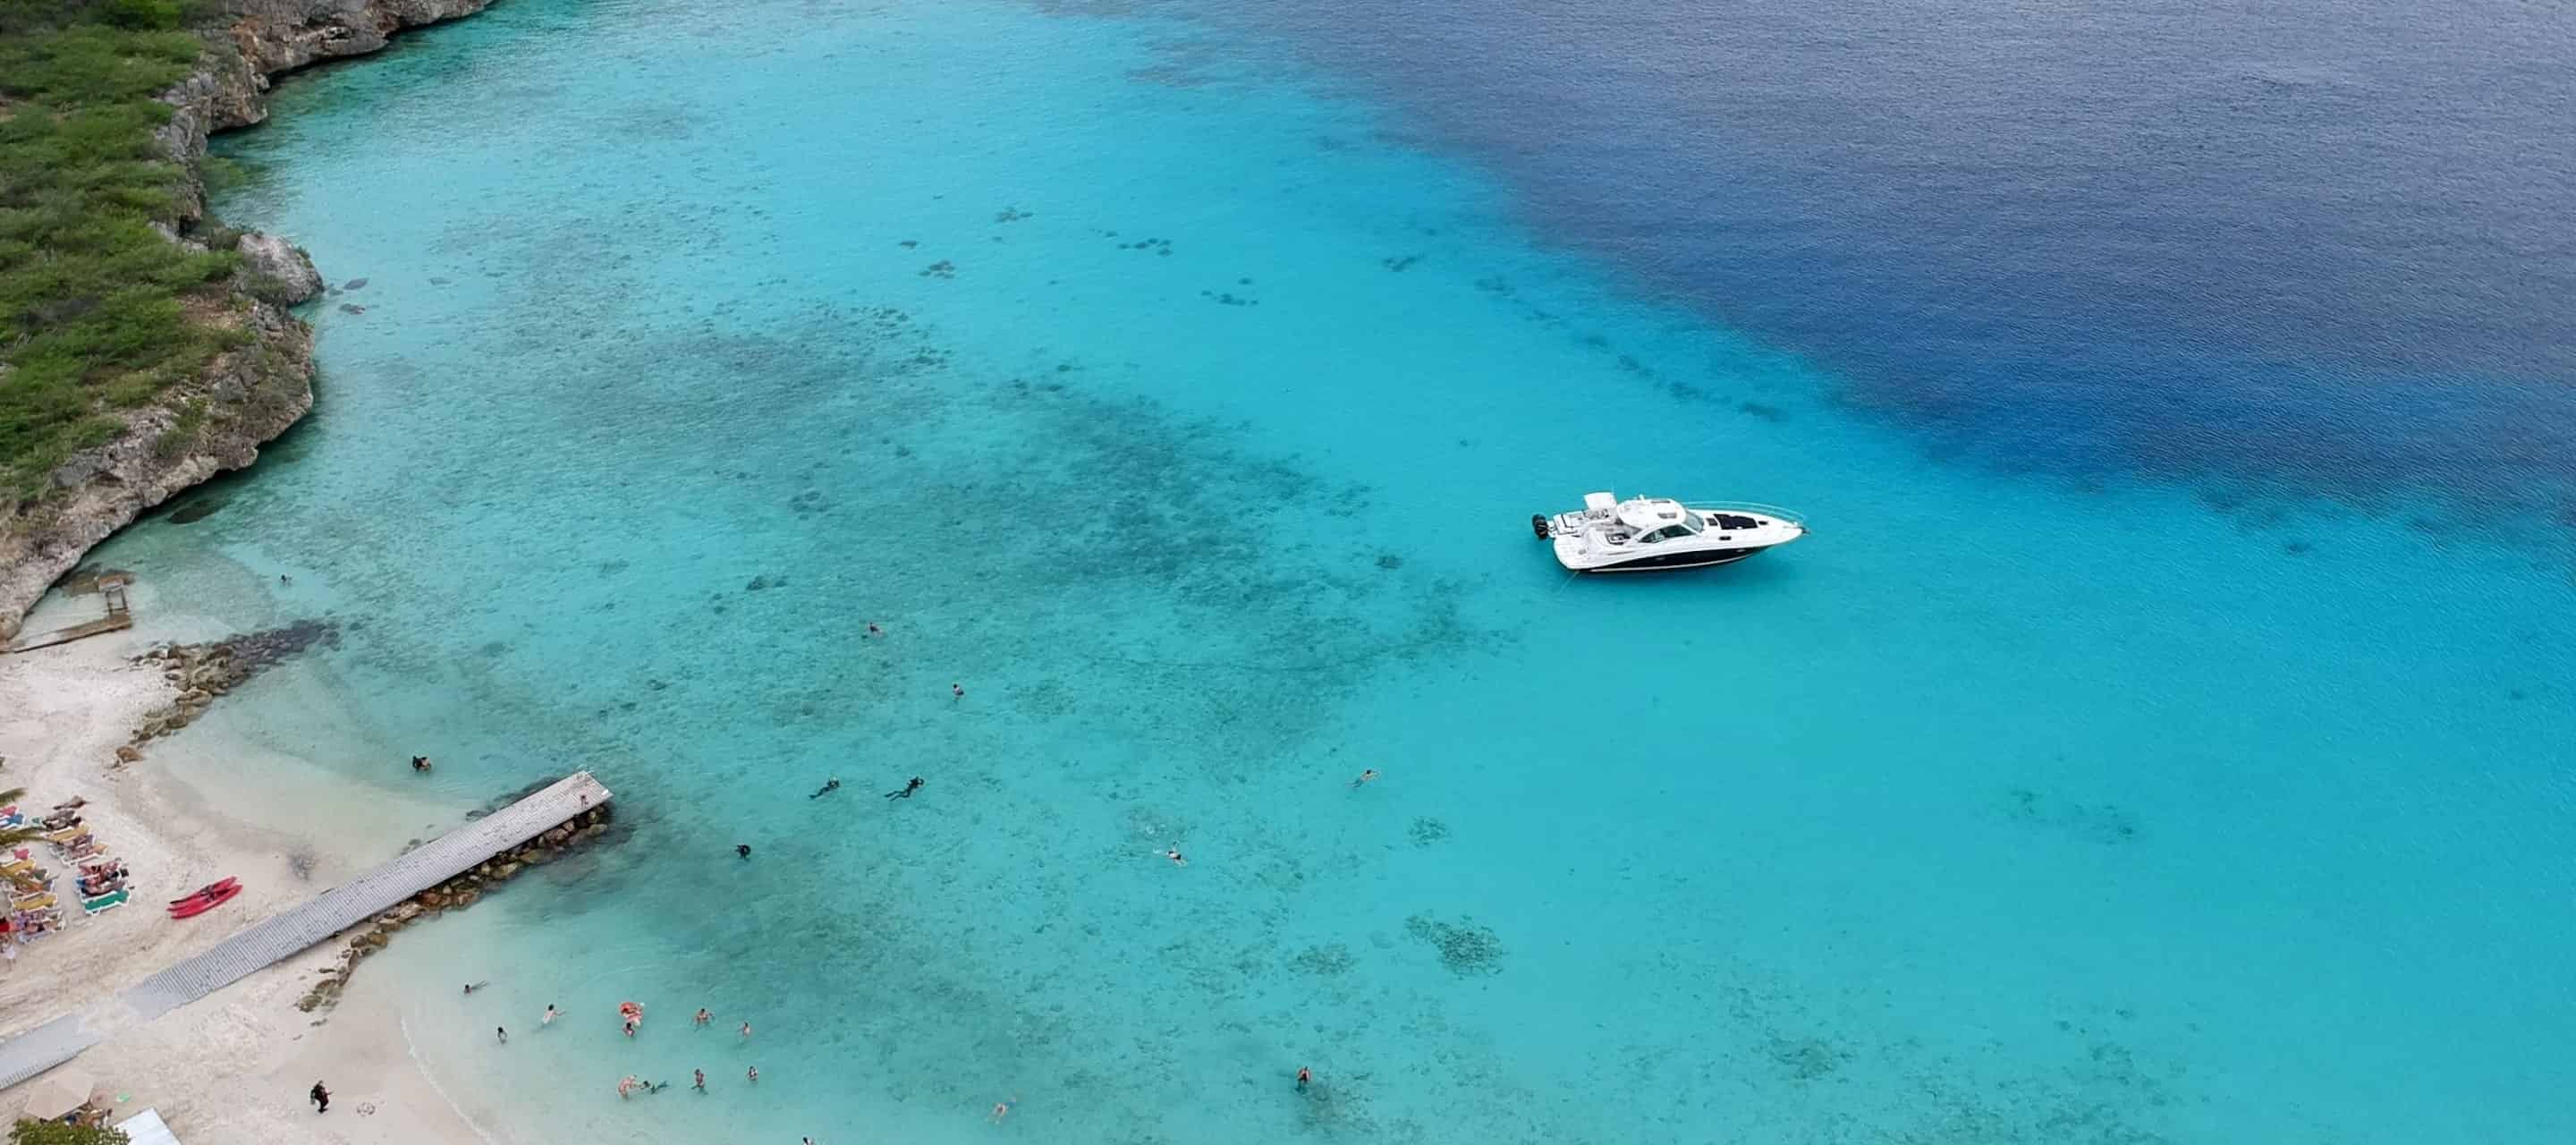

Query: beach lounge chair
left=39, top=824, right=85, bottom=844
left=13, top=892, right=56, bottom=912
left=80, top=888, right=128, bottom=915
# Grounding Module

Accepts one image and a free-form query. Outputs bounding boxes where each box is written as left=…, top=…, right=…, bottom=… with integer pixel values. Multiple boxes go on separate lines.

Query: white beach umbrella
left=17, top=1064, right=97, bottom=1120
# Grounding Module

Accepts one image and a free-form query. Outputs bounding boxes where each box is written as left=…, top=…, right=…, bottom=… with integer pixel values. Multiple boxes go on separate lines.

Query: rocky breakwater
left=120, top=620, right=340, bottom=760
left=299, top=799, right=615, bottom=1013
left=0, top=0, right=504, bottom=644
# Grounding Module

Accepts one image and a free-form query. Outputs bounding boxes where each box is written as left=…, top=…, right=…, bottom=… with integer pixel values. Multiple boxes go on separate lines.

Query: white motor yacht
left=1531, top=491, right=1806, bottom=572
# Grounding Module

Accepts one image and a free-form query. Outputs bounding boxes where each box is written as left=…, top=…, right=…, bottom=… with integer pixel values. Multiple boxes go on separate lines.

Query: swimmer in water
left=885, top=776, right=923, bottom=800
left=809, top=777, right=841, bottom=799
left=952, top=683, right=965, bottom=699
left=496, top=1026, right=507, bottom=1044
left=867, top=623, right=881, bottom=637
left=542, top=1005, right=559, bottom=1026
left=1296, top=1066, right=1311, bottom=1093
left=1164, top=848, right=1187, bottom=867
left=990, top=1097, right=1019, bottom=1124
left=462, top=980, right=487, bottom=995
left=739, top=1021, right=753, bottom=1039
left=736, top=844, right=752, bottom=860
left=1350, top=768, right=1379, bottom=788
left=747, top=1065, right=759, bottom=1083
left=412, top=756, right=433, bottom=773
left=692, top=1068, right=706, bottom=1093
left=618, top=1075, right=638, bottom=1099
left=694, top=1007, right=712, bottom=1027
left=623, top=1017, right=638, bottom=1038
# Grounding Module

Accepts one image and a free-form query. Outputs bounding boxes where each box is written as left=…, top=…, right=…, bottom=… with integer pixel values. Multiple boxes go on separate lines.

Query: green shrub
left=9, top=1115, right=133, bottom=1145
left=150, top=395, right=206, bottom=458
left=0, top=6, right=245, bottom=497
left=103, top=0, right=184, bottom=31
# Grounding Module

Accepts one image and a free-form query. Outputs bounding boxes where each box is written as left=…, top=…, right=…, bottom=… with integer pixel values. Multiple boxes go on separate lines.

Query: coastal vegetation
left=7, top=1117, right=129, bottom=1145
left=0, top=0, right=240, bottom=499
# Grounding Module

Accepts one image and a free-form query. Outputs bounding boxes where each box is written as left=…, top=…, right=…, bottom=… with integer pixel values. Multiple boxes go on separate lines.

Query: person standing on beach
left=309, top=1081, right=329, bottom=1113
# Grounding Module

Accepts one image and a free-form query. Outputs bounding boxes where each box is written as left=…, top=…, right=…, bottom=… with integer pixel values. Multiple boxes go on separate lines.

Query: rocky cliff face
left=213, top=0, right=498, bottom=128
left=0, top=1, right=499, bottom=643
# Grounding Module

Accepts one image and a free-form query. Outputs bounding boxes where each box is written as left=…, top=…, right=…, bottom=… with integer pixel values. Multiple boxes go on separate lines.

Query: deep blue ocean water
left=87, top=0, right=2576, bottom=1140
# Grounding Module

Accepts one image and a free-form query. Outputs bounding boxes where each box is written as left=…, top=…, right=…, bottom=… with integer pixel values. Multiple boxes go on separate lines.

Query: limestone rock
left=238, top=233, right=324, bottom=302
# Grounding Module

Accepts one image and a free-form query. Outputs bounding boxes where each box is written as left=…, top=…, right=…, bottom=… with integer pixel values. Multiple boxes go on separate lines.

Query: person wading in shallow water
left=411, top=755, right=433, bottom=774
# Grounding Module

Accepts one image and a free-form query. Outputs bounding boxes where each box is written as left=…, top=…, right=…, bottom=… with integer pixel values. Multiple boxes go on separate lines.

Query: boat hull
left=1563, top=546, right=1772, bottom=572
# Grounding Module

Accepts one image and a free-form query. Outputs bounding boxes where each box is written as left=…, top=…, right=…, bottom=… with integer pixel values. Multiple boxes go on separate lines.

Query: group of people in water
left=805, top=776, right=924, bottom=801
left=369, top=650, right=1376, bottom=1129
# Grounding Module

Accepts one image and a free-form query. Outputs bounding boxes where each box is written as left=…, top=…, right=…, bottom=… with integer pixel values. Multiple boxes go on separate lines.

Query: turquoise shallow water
left=95, top=0, right=2576, bottom=1140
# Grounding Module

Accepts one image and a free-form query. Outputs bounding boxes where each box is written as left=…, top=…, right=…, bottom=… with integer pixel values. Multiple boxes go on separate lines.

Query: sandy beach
left=0, top=603, right=497, bottom=1145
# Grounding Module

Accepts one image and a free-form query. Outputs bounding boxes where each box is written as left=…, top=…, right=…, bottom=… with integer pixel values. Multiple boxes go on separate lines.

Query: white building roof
left=115, top=1107, right=183, bottom=1145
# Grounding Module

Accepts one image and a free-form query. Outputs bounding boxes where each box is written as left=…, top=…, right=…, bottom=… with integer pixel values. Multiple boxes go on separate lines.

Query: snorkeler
left=885, top=776, right=924, bottom=800
left=809, top=777, right=842, bottom=799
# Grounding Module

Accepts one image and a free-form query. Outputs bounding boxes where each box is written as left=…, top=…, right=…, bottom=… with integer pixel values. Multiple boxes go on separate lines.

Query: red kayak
left=168, top=881, right=243, bottom=919
left=168, top=878, right=239, bottom=907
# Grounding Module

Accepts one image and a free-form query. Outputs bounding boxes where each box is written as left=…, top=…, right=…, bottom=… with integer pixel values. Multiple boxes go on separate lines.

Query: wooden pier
left=3, top=573, right=134, bottom=655
left=0, top=772, right=612, bottom=1090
